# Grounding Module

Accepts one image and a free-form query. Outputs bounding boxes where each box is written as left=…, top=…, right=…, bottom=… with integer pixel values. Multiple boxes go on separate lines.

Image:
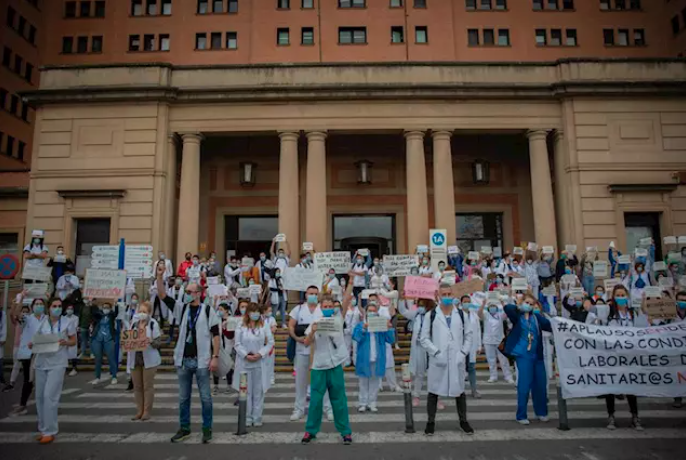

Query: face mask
left=438, top=265, right=445, bottom=272
left=329, top=274, right=335, bottom=279
left=33, top=238, right=40, bottom=245
left=307, top=295, right=318, bottom=304
left=249, top=312, right=261, bottom=321
left=367, top=312, right=379, bottom=318
left=575, top=301, right=582, bottom=308
left=102, top=308, right=111, bottom=315
left=422, top=259, right=429, bottom=265
left=34, top=304, right=45, bottom=315
left=351, top=298, right=357, bottom=307
left=159, top=254, right=166, bottom=260
left=260, top=256, right=266, bottom=261
left=322, top=309, right=334, bottom=318
left=66, top=308, right=74, bottom=316
left=519, top=303, right=533, bottom=313
left=470, top=261, right=476, bottom=266
left=564, top=268, right=572, bottom=275
left=333, top=307, right=341, bottom=316
left=441, top=297, right=453, bottom=307
left=278, top=252, right=285, bottom=258
left=356, top=259, right=363, bottom=264
left=677, top=301, right=686, bottom=309
left=184, top=294, right=194, bottom=303
left=57, top=250, right=65, bottom=255
left=373, top=260, right=379, bottom=266
left=615, top=297, right=628, bottom=307
left=527, top=260, right=533, bottom=265
left=306, top=256, right=312, bottom=262
left=248, top=280, right=255, bottom=286
left=488, top=306, right=498, bottom=315
left=275, top=273, right=281, bottom=278
left=513, top=264, right=519, bottom=269
left=468, top=303, right=478, bottom=310
left=22, top=312, right=30, bottom=321
left=265, top=311, right=272, bottom=317
left=417, top=307, right=426, bottom=315
left=596, top=291, right=604, bottom=297
left=50, top=307, right=62, bottom=318
left=131, top=299, right=139, bottom=306
left=636, top=267, right=643, bottom=273
left=186, top=255, right=191, bottom=261
left=368, top=301, right=378, bottom=307
left=533, top=307, right=541, bottom=314
left=240, top=308, right=247, bottom=315
left=175, top=279, right=183, bottom=286
left=137, top=313, right=149, bottom=321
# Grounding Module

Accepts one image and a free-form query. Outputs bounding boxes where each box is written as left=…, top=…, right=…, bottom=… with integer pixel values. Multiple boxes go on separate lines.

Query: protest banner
left=383, top=254, right=419, bottom=277
left=54, top=254, right=67, bottom=263
left=565, top=244, right=577, bottom=254
left=593, top=260, right=608, bottom=278
left=403, top=276, right=439, bottom=300
left=84, top=269, right=126, bottom=299
left=440, top=270, right=457, bottom=285
left=551, top=317, right=686, bottom=398
left=451, top=278, right=485, bottom=299
left=527, top=242, right=538, bottom=251
left=302, top=242, right=314, bottom=251
left=467, top=251, right=479, bottom=261
left=569, top=287, right=584, bottom=298
left=416, top=245, right=429, bottom=254
left=314, top=251, right=352, bottom=274
left=604, top=278, right=621, bottom=291
left=513, top=247, right=524, bottom=256
left=316, top=317, right=343, bottom=336
left=120, top=328, right=149, bottom=352
left=282, top=267, right=323, bottom=292
left=645, top=298, right=677, bottom=319
left=653, top=261, right=667, bottom=272
left=511, top=278, right=528, bottom=291
left=274, top=234, right=286, bottom=242
left=618, top=255, right=632, bottom=264
left=23, top=282, right=48, bottom=303
left=664, top=236, right=677, bottom=246
left=21, top=265, right=51, bottom=282
left=367, top=316, right=389, bottom=333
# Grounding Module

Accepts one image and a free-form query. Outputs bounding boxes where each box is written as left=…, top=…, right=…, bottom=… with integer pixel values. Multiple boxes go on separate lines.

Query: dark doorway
left=332, top=214, right=396, bottom=255
left=224, top=215, right=278, bottom=263
left=340, top=236, right=389, bottom=260
left=624, top=212, right=662, bottom=260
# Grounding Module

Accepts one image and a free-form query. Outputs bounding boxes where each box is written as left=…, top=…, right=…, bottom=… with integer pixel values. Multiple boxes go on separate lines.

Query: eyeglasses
left=187, top=290, right=199, bottom=294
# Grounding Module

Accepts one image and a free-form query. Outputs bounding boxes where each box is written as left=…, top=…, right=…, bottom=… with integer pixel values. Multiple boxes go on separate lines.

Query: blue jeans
left=92, top=338, right=117, bottom=379
left=177, top=357, right=213, bottom=430
left=515, top=357, right=548, bottom=421
left=272, top=296, right=287, bottom=327
left=79, top=327, right=90, bottom=355
left=582, top=275, right=595, bottom=297
left=467, top=361, right=477, bottom=392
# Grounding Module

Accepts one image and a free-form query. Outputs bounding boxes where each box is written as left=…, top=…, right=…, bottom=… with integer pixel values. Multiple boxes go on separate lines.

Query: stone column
left=165, top=134, right=178, bottom=257
left=405, top=131, right=429, bottom=252
left=432, top=130, right=456, bottom=244
left=278, top=132, right=300, bottom=256
left=527, top=130, right=557, bottom=247
left=553, top=130, right=570, bottom=246
left=176, top=133, right=202, bottom=264
left=305, top=131, right=327, bottom=252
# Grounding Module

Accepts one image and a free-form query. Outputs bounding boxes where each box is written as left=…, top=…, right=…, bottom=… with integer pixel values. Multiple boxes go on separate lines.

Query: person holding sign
left=126, top=301, right=161, bottom=421
left=30, top=298, right=76, bottom=444
left=300, top=294, right=352, bottom=445
left=267, top=267, right=288, bottom=328
left=90, top=301, right=119, bottom=386
left=233, top=302, right=274, bottom=427
left=503, top=292, right=552, bottom=425
left=579, top=250, right=598, bottom=297
left=630, top=259, right=652, bottom=302
left=477, top=299, right=514, bottom=384
left=397, top=296, right=433, bottom=406
left=23, top=230, right=49, bottom=280
left=352, top=300, right=395, bottom=414
left=523, top=253, right=540, bottom=297
left=350, top=252, right=370, bottom=306
left=420, top=284, right=474, bottom=436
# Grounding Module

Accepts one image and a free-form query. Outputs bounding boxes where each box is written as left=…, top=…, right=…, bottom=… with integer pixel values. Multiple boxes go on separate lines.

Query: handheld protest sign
left=302, top=242, right=314, bottom=251
left=542, top=246, right=555, bottom=255
left=565, top=244, right=577, bottom=254
left=527, top=242, right=538, bottom=252
left=645, top=298, right=676, bottom=320
left=652, top=261, right=667, bottom=272
left=274, top=234, right=286, bottom=243
left=512, top=247, right=524, bottom=256
left=467, top=251, right=479, bottom=261
left=617, top=254, right=632, bottom=265
left=592, top=260, right=608, bottom=278
left=569, top=287, right=584, bottom=299
left=511, top=278, right=528, bottom=292
left=663, top=236, right=677, bottom=247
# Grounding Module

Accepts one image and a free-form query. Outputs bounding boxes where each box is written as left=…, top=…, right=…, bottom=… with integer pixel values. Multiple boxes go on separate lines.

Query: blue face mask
left=488, top=306, right=498, bottom=315
left=322, top=308, right=334, bottom=318
left=575, top=301, right=582, bottom=308
left=677, top=301, right=686, bottom=310
left=184, top=294, right=193, bottom=303
left=51, top=308, right=62, bottom=318
left=615, top=297, right=628, bottom=307
left=367, top=312, right=379, bottom=318
left=441, top=297, right=453, bottom=307
left=307, top=295, right=318, bottom=304
left=564, top=268, right=572, bottom=275
left=351, top=298, right=357, bottom=307
left=249, top=312, right=261, bottom=321
left=533, top=307, right=541, bottom=314
left=468, top=303, right=479, bottom=310
left=34, top=304, right=45, bottom=315
left=417, top=307, right=426, bottom=315
left=519, top=303, right=533, bottom=313
left=333, top=307, right=341, bottom=316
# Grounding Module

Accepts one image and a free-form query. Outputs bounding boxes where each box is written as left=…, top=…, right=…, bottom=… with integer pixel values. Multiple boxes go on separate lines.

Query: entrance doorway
left=333, top=214, right=396, bottom=258
left=224, top=215, right=278, bottom=263
left=624, top=212, right=662, bottom=260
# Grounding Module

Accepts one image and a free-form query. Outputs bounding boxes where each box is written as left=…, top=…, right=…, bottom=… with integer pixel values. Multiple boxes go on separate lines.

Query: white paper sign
left=542, top=246, right=555, bottom=255
left=282, top=267, right=323, bottom=292
left=249, top=284, right=262, bottom=295
left=316, top=317, right=343, bottom=336
left=618, top=255, right=632, bottom=264
left=569, top=287, right=584, bottom=298
left=302, top=242, right=314, bottom=251
left=467, top=251, right=480, bottom=261
left=493, top=247, right=502, bottom=258
left=480, top=246, right=492, bottom=255
left=664, top=236, right=677, bottom=245
left=604, top=278, right=621, bottom=291
left=551, top=317, right=686, bottom=399
left=274, top=234, right=286, bottom=242
left=236, top=288, right=250, bottom=299
left=653, top=261, right=667, bottom=272
left=511, top=278, right=528, bottom=291
left=678, top=236, right=686, bottom=245
left=565, top=244, right=577, bottom=254
left=639, top=237, right=653, bottom=247
left=635, top=248, right=648, bottom=258
left=207, top=276, right=221, bottom=286
left=23, top=283, right=49, bottom=303
left=367, top=316, right=389, bottom=333
left=225, top=316, right=240, bottom=331
left=315, top=251, right=352, bottom=275
left=447, top=245, right=459, bottom=255
left=644, top=286, right=662, bottom=298
left=416, top=245, right=429, bottom=254
left=593, top=261, right=608, bottom=278
left=84, top=269, right=127, bottom=299
left=513, top=247, right=524, bottom=256
left=527, top=242, right=538, bottom=251
left=659, top=277, right=674, bottom=289
left=31, top=333, right=60, bottom=354
left=383, top=254, right=419, bottom=277
left=21, top=265, right=51, bottom=282
left=54, top=255, right=67, bottom=263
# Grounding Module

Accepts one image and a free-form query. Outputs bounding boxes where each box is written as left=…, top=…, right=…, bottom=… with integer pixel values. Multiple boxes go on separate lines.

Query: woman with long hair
left=127, top=301, right=161, bottom=421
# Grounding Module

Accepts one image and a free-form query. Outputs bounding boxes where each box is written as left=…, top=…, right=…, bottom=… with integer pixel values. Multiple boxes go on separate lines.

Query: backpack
left=429, top=308, right=465, bottom=341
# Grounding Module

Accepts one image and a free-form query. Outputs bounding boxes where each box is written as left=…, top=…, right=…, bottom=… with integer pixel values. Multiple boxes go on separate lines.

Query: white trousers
left=265, top=353, right=275, bottom=384
left=381, top=367, right=398, bottom=390
left=358, top=374, right=381, bottom=409
left=352, top=341, right=358, bottom=366
left=35, top=367, right=66, bottom=436
left=543, top=333, right=554, bottom=383
left=245, top=366, right=264, bottom=424
left=294, top=354, right=330, bottom=414
left=412, top=369, right=426, bottom=398
left=10, top=348, right=21, bottom=383
left=484, top=343, right=513, bottom=381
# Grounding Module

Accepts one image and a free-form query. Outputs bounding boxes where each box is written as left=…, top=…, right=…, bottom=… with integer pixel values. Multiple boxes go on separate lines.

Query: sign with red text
left=403, top=276, right=439, bottom=300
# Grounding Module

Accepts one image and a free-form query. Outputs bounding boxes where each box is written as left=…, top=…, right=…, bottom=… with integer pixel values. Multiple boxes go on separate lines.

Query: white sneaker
left=289, top=411, right=304, bottom=421
left=253, top=421, right=263, bottom=427
left=538, top=416, right=549, bottom=423
left=357, top=406, right=367, bottom=413
left=326, top=409, right=334, bottom=421
left=393, top=386, right=403, bottom=393
left=369, top=406, right=378, bottom=413
left=111, top=377, right=118, bottom=385
left=89, top=378, right=101, bottom=385
left=506, top=378, right=515, bottom=384
left=270, top=378, right=275, bottom=385
left=487, top=378, right=497, bottom=383
left=68, top=369, right=78, bottom=377
left=517, top=419, right=530, bottom=425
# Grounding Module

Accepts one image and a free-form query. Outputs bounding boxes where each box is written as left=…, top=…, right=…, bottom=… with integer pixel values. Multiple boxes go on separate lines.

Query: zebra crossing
left=0, top=371, right=684, bottom=445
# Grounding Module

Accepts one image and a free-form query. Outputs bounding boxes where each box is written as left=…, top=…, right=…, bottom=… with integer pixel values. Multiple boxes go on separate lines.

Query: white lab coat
left=419, top=308, right=473, bottom=398
left=166, top=286, right=185, bottom=325
left=65, top=314, right=79, bottom=359
left=467, top=311, right=482, bottom=364
left=232, top=324, right=274, bottom=394
left=55, top=274, right=80, bottom=301
left=397, top=300, right=427, bottom=376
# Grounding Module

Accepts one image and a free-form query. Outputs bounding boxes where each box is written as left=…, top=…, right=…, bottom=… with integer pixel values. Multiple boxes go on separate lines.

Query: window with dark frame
left=301, top=27, right=314, bottom=45
left=2, top=47, right=11, bottom=67
left=339, top=0, right=366, bottom=8
left=483, top=28, right=494, bottom=45
left=28, top=25, right=36, bottom=44
left=480, top=0, right=491, bottom=10
left=547, top=0, right=558, bottom=9
left=63, top=37, right=74, bottom=53
left=91, top=36, right=103, bottom=53
left=213, top=0, right=223, bottom=12
left=533, top=0, right=542, bottom=10
left=672, top=16, right=680, bottom=36
left=65, top=2, right=77, bottom=17
left=562, top=0, right=573, bottom=9
left=415, top=26, right=428, bottom=43
left=10, top=95, right=18, bottom=115
left=603, top=28, right=614, bottom=45
left=497, top=29, right=510, bottom=45
left=226, top=31, right=238, bottom=49
left=210, top=31, right=222, bottom=48
left=14, top=55, right=22, bottom=73
left=617, top=28, right=629, bottom=46
left=80, top=1, right=91, bottom=17
left=303, top=0, right=314, bottom=8
left=25, top=63, right=33, bottom=82
left=162, top=0, right=172, bottom=15
left=129, top=35, right=140, bottom=51
left=277, top=28, right=290, bottom=45
left=338, top=27, right=367, bottom=44
left=160, top=34, right=170, bottom=50
left=196, top=33, right=207, bottom=49
left=144, top=34, right=155, bottom=51
left=0, top=88, right=6, bottom=109
left=414, top=0, right=426, bottom=8
left=132, top=0, right=143, bottom=16
left=21, top=103, right=29, bottom=122
left=146, top=0, right=157, bottom=15
left=550, top=28, right=562, bottom=45
left=18, top=16, right=26, bottom=36
left=18, top=141, right=25, bottom=161
left=229, top=0, right=238, bottom=12
left=277, top=0, right=290, bottom=9
left=390, top=0, right=402, bottom=7
left=95, top=1, right=106, bottom=17
left=466, top=0, right=476, bottom=9
left=495, top=0, right=507, bottom=9
left=600, top=0, right=609, bottom=9
left=535, top=28, right=547, bottom=45
left=198, top=0, right=208, bottom=13
left=616, top=0, right=626, bottom=9
left=77, top=36, right=88, bottom=53
left=565, top=29, right=577, bottom=45
left=391, top=26, right=404, bottom=43
left=7, top=6, right=16, bottom=27
left=456, top=213, right=503, bottom=254
left=468, top=28, right=479, bottom=46
left=6, top=136, right=14, bottom=158
left=633, top=28, right=645, bottom=46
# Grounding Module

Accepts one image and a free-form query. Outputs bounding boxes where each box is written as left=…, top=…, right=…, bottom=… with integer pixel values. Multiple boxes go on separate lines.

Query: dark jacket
left=91, top=304, right=119, bottom=340
left=562, top=296, right=590, bottom=323
left=47, top=257, right=74, bottom=284
left=503, top=304, right=552, bottom=361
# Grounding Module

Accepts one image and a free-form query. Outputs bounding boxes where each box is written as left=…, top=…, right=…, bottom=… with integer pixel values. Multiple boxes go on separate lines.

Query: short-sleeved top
left=33, top=316, right=77, bottom=370
left=290, top=304, right=320, bottom=356
left=305, top=311, right=347, bottom=370
left=23, top=244, right=48, bottom=268
left=273, top=256, right=290, bottom=273
left=351, top=264, right=368, bottom=288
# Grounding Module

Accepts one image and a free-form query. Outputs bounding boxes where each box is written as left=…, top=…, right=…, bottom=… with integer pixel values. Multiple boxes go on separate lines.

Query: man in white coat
left=420, top=283, right=474, bottom=436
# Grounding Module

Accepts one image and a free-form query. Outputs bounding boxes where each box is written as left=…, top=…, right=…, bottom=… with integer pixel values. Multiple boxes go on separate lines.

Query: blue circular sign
left=0, top=253, right=20, bottom=280
left=431, top=233, right=445, bottom=246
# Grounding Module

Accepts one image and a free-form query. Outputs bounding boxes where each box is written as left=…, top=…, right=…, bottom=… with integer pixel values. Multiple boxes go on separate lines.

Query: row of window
left=1, top=47, right=34, bottom=85
left=602, top=28, right=645, bottom=46
left=64, top=1, right=106, bottom=18
left=270, top=0, right=426, bottom=10
left=129, top=34, right=171, bottom=52
left=61, top=36, right=103, bottom=54
left=0, top=131, right=27, bottom=162
left=0, top=88, right=31, bottom=123
left=131, top=0, right=172, bottom=16
left=599, top=0, right=642, bottom=10
left=671, top=8, right=686, bottom=36
left=6, top=6, right=38, bottom=46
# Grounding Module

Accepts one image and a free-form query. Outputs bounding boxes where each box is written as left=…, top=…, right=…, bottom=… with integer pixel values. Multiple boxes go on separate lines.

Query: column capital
left=305, top=131, right=327, bottom=141
left=278, top=131, right=300, bottom=141
left=180, top=132, right=203, bottom=144
left=526, top=129, right=549, bottom=141
left=168, top=133, right=179, bottom=144
left=404, top=130, right=425, bottom=140
left=431, top=130, right=453, bottom=141
left=553, top=130, right=565, bottom=142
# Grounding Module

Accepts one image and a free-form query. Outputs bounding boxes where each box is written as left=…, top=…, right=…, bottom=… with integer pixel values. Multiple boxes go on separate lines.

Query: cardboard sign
left=316, top=317, right=343, bottom=336
left=604, top=278, right=621, bottom=291
left=639, top=237, right=652, bottom=247
left=480, top=246, right=493, bottom=255
left=569, top=287, right=584, bottom=299
left=511, top=278, right=528, bottom=291
left=635, top=248, right=648, bottom=258
left=274, top=234, right=286, bottom=242
left=451, top=278, right=485, bottom=299
left=467, top=251, right=479, bottom=261
left=664, top=236, right=677, bottom=246
left=542, top=246, right=555, bottom=255
left=644, top=286, right=662, bottom=298
left=565, top=244, right=577, bottom=254
left=403, top=276, right=439, bottom=300
left=593, top=261, right=608, bottom=278
left=653, top=261, right=667, bottom=272
left=645, top=298, right=677, bottom=319
left=416, top=245, right=429, bottom=254
left=542, top=285, right=557, bottom=297
left=447, top=245, right=459, bottom=255
left=618, top=255, right=632, bottom=265
left=315, top=251, right=352, bottom=275
left=236, top=288, right=250, bottom=299
left=84, top=269, right=127, bottom=299
left=302, top=242, right=314, bottom=251
left=120, top=328, right=149, bottom=352
left=527, top=242, right=538, bottom=251
left=513, top=247, right=524, bottom=256
left=367, top=316, right=389, bottom=333
left=21, top=265, right=51, bottom=282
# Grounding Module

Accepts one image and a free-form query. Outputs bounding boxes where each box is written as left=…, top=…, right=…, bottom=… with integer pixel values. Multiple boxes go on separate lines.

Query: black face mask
left=185, top=256, right=191, bottom=261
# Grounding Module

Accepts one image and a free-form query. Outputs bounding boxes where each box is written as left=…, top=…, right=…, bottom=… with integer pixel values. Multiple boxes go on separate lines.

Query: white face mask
left=137, top=313, right=149, bottom=321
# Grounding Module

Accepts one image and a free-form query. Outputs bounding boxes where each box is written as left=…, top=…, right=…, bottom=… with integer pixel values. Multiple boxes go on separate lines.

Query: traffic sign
left=0, top=253, right=20, bottom=280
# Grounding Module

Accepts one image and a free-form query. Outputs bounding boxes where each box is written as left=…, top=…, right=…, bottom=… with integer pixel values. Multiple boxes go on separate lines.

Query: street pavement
left=0, top=370, right=684, bottom=459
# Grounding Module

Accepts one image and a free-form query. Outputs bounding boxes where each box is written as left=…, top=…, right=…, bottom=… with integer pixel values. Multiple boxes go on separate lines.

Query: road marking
left=0, top=428, right=683, bottom=444
left=152, top=371, right=499, bottom=381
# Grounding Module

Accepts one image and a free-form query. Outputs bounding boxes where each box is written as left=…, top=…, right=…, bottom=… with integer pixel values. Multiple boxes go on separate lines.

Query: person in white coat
left=166, top=277, right=186, bottom=344
left=64, top=305, right=79, bottom=376
left=232, top=302, right=274, bottom=427
left=154, top=251, right=174, bottom=280
left=31, top=297, right=77, bottom=444
left=261, top=304, right=277, bottom=385
left=374, top=294, right=401, bottom=392
left=419, top=284, right=474, bottom=436
left=463, top=296, right=482, bottom=399
left=127, top=301, right=162, bottom=421
left=478, top=300, right=514, bottom=383
left=397, top=296, right=431, bottom=407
